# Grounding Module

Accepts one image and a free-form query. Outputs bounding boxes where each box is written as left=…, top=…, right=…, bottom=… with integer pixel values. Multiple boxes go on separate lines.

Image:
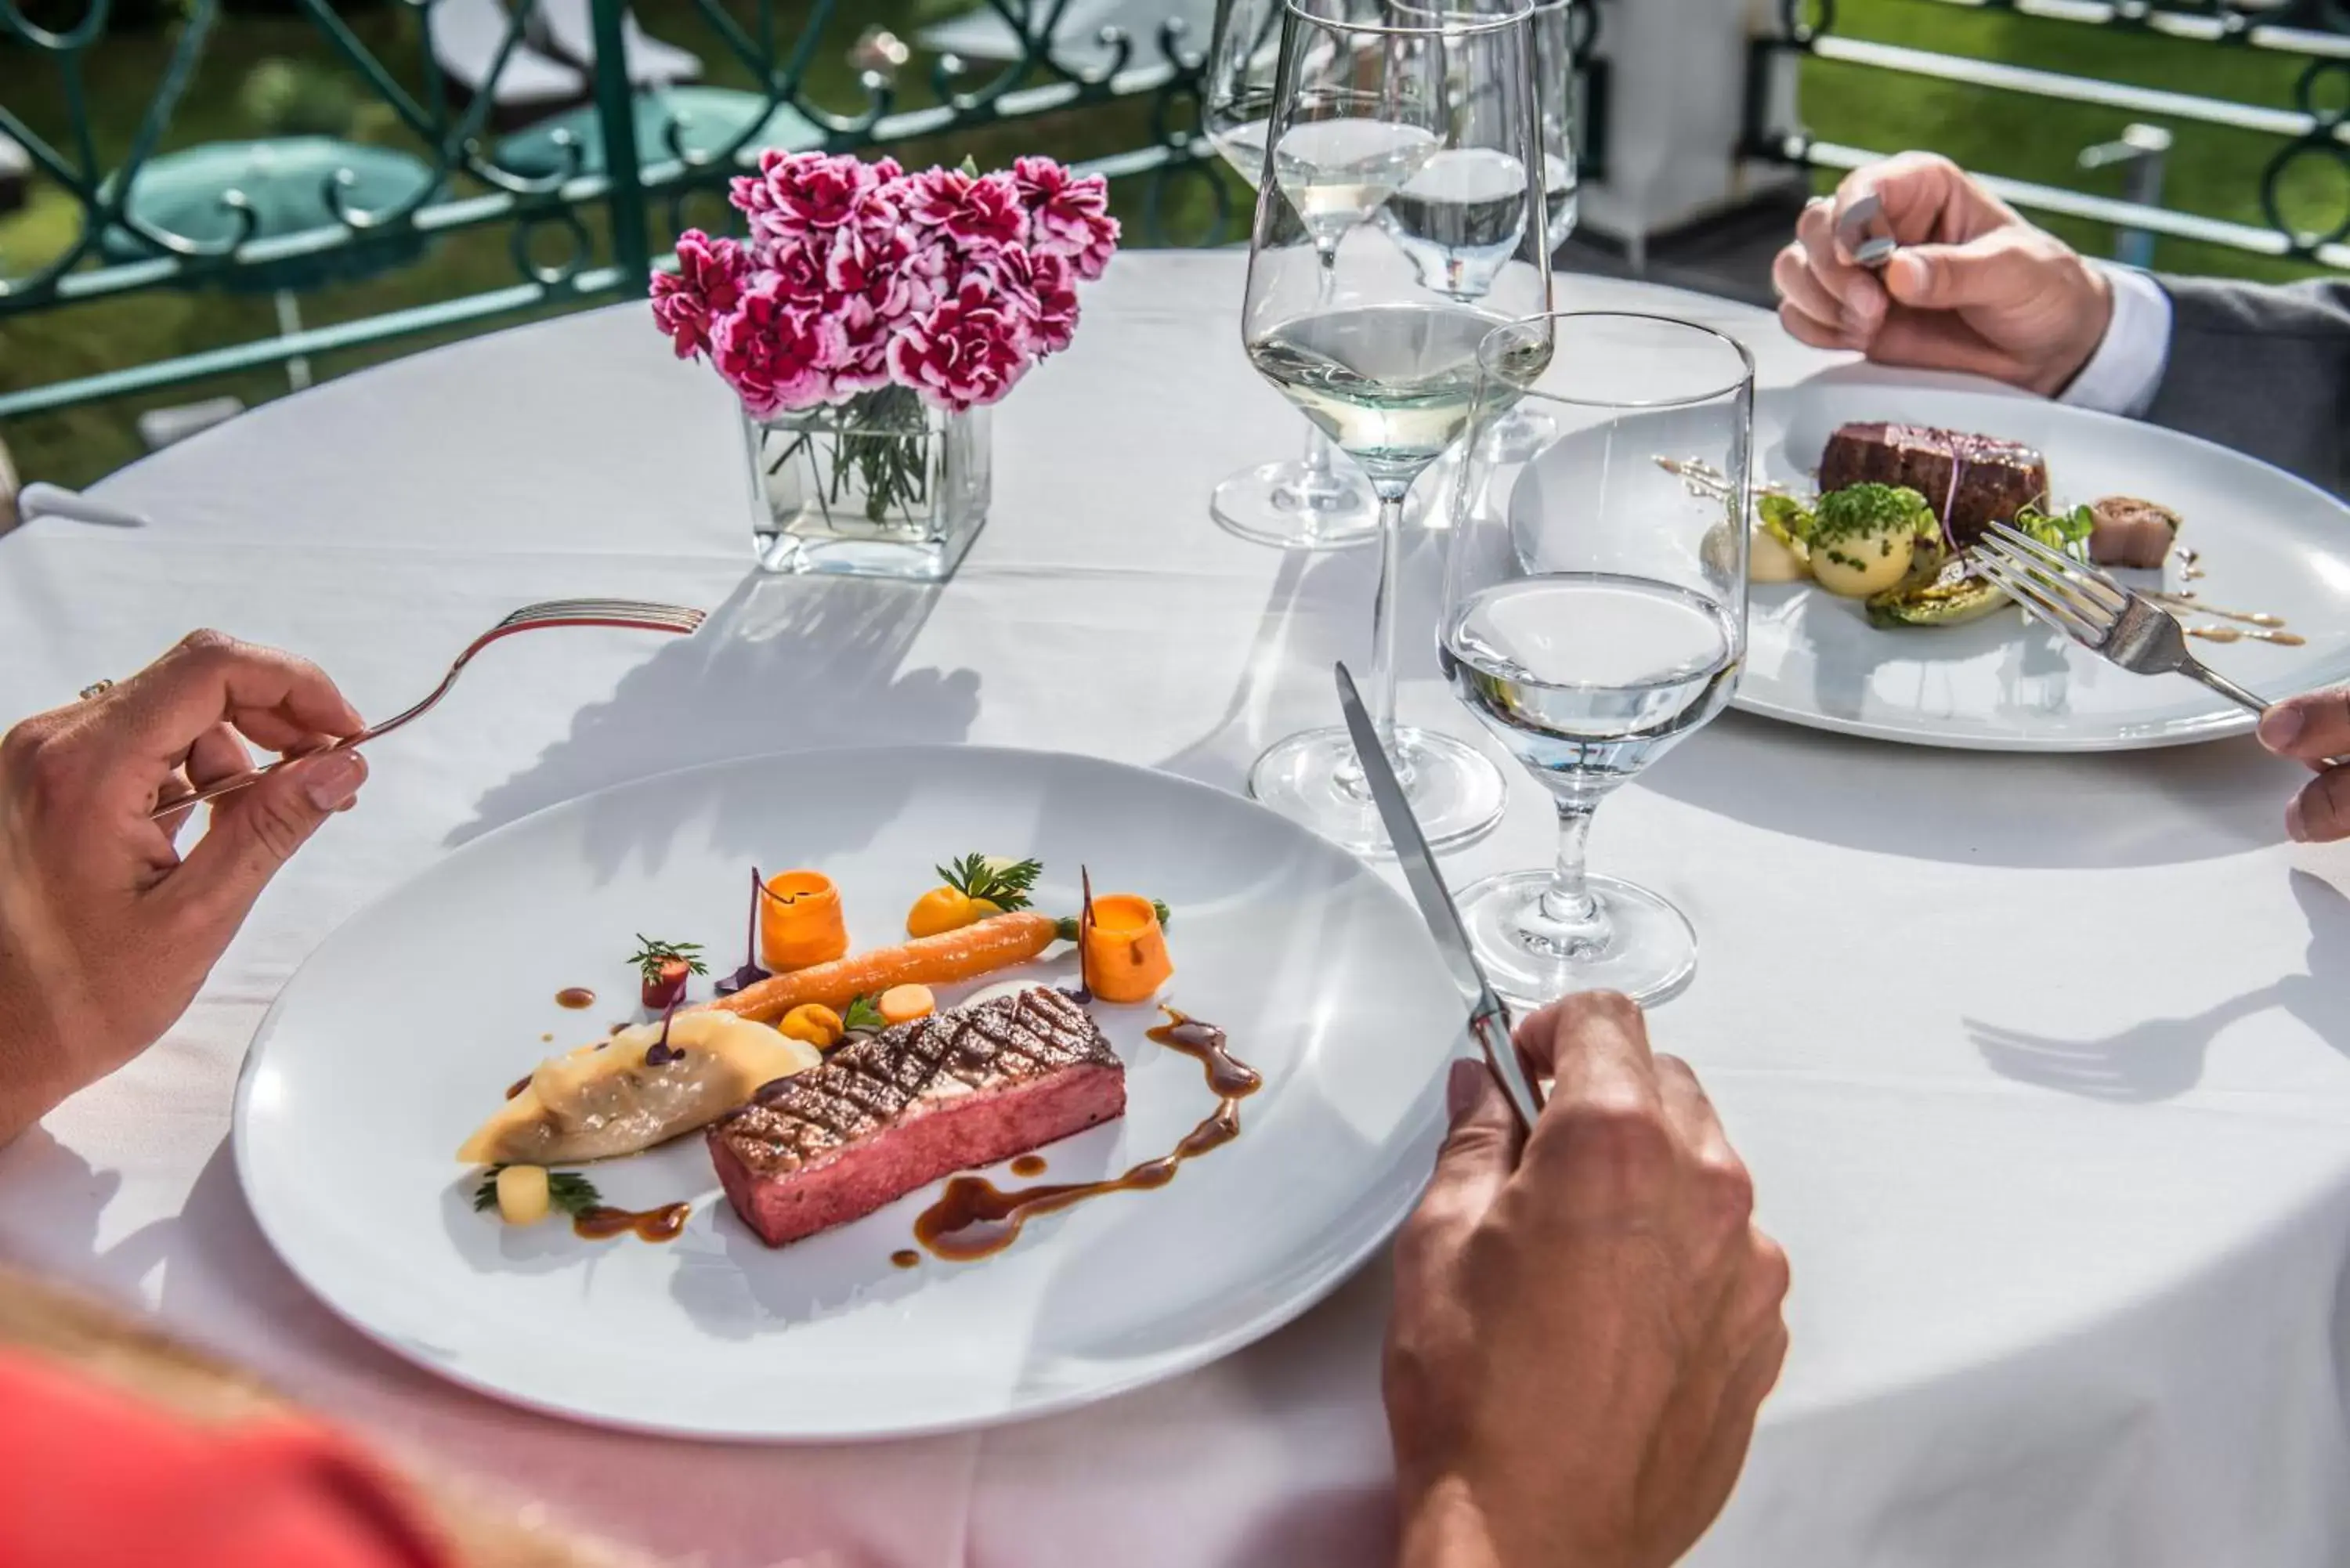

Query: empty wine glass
left=1241, top=0, right=1549, bottom=854
left=1444, top=313, right=1753, bottom=1006
left=1205, top=0, right=1380, bottom=550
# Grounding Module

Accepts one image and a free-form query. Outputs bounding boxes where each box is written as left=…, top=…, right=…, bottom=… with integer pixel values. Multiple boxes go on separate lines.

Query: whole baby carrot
left=706, top=911, right=1061, bottom=1023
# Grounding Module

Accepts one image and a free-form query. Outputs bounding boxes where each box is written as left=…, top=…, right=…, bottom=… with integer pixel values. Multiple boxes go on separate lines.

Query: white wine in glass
left=1443, top=312, right=1755, bottom=1006
left=1240, top=0, right=1549, bottom=855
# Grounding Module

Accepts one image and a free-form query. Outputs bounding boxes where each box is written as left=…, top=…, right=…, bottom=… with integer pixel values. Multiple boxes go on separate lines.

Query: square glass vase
left=743, top=387, right=990, bottom=582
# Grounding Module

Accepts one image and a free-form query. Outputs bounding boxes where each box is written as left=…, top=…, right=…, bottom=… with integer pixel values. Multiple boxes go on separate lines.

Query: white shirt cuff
left=2058, top=263, right=2171, bottom=419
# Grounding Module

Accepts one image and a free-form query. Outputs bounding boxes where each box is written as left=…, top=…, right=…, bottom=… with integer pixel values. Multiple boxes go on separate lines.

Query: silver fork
left=150, top=598, right=707, bottom=821
left=1973, top=524, right=2269, bottom=714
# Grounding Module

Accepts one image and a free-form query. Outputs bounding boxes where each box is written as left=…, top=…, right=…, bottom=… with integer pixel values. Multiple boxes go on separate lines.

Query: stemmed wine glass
left=1477, top=0, right=1577, bottom=463
left=1400, top=0, right=1578, bottom=521
left=1444, top=312, right=1755, bottom=1006
left=1241, top=0, right=1549, bottom=854
left=1205, top=0, right=1380, bottom=551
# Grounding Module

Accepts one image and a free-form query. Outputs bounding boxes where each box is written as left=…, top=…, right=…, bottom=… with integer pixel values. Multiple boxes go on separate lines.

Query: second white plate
left=1732, top=381, right=2350, bottom=750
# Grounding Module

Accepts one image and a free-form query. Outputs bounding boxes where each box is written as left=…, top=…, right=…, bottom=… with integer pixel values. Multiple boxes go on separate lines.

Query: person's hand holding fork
left=2260, top=691, right=2350, bottom=842
left=0, top=631, right=367, bottom=1144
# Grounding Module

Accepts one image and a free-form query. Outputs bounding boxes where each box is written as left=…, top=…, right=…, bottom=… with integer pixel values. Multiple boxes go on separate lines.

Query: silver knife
left=1334, top=663, right=1546, bottom=1133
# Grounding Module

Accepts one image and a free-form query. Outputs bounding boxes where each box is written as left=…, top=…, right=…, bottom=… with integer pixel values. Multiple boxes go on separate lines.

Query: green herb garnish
left=843, top=993, right=887, bottom=1033
left=1810, top=483, right=1937, bottom=546
left=472, top=1165, right=602, bottom=1217
left=628, top=935, right=707, bottom=985
left=1758, top=492, right=1815, bottom=550
left=937, top=853, right=1043, bottom=912
left=2013, top=501, right=2095, bottom=562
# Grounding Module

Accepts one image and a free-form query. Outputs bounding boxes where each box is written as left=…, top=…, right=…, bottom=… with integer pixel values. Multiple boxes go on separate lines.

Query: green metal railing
left=1747, top=0, right=2350, bottom=269
left=0, top=0, right=1226, bottom=417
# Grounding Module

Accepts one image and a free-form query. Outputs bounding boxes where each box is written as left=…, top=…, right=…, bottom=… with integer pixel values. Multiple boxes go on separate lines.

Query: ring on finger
left=78, top=679, right=114, bottom=701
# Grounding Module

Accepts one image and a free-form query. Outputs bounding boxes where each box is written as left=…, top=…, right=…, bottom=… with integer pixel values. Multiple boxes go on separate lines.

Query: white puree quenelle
left=460, top=1011, right=822, bottom=1165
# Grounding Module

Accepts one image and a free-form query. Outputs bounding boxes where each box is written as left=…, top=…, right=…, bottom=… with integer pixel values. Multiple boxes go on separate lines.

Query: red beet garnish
left=642, top=957, right=691, bottom=1011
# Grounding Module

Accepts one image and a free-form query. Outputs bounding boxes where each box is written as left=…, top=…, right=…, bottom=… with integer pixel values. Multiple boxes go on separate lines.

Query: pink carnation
left=1010, top=156, right=1119, bottom=280
left=646, top=230, right=747, bottom=359
left=900, top=168, right=1029, bottom=262
left=822, top=293, right=896, bottom=396
left=981, top=244, right=1082, bottom=356
left=824, top=218, right=950, bottom=323
left=887, top=277, right=1035, bottom=412
left=710, top=274, right=846, bottom=416
left=817, top=219, right=952, bottom=395
left=767, top=239, right=830, bottom=310
left=732, top=150, right=904, bottom=246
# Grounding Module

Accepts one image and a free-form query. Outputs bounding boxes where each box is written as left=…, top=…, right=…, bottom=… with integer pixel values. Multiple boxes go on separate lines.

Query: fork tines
left=501, top=599, right=707, bottom=631
left=1973, top=523, right=2123, bottom=646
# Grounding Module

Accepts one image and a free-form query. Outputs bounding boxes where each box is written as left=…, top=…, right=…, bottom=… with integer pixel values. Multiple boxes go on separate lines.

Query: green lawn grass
left=1802, top=0, right=2346, bottom=281
left=2, top=0, right=2341, bottom=486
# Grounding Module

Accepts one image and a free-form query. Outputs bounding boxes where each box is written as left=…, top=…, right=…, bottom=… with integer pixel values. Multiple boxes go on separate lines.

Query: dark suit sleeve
left=2145, top=275, right=2350, bottom=496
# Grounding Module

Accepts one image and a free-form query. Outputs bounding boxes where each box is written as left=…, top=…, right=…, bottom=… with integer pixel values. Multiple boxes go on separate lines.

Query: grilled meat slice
left=709, top=986, right=1126, bottom=1247
left=1818, top=422, right=2048, bottom=545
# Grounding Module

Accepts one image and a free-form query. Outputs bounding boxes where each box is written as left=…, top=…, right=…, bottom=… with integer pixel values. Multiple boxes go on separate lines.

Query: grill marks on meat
left=1817, top=422, right=2049, bottom=546
left=710, top=987, right=1127, bottom=1246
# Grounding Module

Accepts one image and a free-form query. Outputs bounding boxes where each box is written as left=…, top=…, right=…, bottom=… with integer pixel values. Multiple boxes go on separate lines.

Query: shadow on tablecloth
left=1643, top=710, right=2297, bottom=872
left=446, top=568, right=982, bottom=873
left=1968, top=869, right=2350, bottom=1103
left=1148, top=526, right=1453, bottom=792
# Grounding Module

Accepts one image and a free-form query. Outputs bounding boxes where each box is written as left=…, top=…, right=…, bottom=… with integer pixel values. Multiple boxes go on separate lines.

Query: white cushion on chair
left=537, top=0, right=704, bottom=88
left=428, top=0, right=588, bottom=105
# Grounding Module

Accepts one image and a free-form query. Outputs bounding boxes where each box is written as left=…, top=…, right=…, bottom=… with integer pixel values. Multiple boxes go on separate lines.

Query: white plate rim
left=1727, top=385, right=2350, bottom=753
left=230, top=742, right=1455, bottom=1443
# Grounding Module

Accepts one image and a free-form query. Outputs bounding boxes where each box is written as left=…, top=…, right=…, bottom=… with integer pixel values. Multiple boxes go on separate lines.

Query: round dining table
left=4, top=251, right=2349, bottom=1568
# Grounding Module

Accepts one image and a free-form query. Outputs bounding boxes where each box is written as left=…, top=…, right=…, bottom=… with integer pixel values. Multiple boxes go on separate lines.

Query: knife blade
left=1333, top=663, right=1546, bottom=1133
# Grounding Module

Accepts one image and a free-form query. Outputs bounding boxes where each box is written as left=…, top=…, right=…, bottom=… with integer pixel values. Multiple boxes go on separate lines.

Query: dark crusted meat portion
left=1817, top=422, right=2049, bottom=545
left=709, top=986, right=1126, bottom=1246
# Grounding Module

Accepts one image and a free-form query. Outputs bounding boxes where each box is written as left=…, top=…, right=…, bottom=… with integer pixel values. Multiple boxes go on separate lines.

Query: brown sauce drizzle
left=2177, top=547, right=2205, bottom=582
left=2187, top=624, right=2306, bottom=647
left=2147, top=591, right=2286, bottom=629
left=503, top=1074, right=533, bottom=1100
left=1010, top=1154, right=1047, bottom=1178
left=913, top=1009, right=1260, bottom=1263
left=572, top=1203, right=691, bottom=1243
left=891, top=1249, right=922, bottom=1270
left=555, top=987, right=596, bottom=1010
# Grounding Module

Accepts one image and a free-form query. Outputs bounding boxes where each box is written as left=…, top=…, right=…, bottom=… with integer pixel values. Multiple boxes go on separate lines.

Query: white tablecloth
left=5, top=251, right=2350, bottom=1568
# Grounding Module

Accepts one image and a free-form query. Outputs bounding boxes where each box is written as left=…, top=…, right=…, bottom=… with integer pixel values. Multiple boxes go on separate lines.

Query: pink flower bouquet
left=651, top=150, right=1117, bottom=418
left=653, top=150, right=1115, bottom=558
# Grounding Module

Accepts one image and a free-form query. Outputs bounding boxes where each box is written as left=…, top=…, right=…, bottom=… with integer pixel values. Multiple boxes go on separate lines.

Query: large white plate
left=234, top=747, right=1462, bottom=1440
left=1730, top=381, right=2350, bottom=750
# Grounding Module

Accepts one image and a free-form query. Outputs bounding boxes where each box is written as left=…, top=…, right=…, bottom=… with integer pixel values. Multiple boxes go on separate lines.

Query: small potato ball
left=1810, top=523, right=1916, bottom=598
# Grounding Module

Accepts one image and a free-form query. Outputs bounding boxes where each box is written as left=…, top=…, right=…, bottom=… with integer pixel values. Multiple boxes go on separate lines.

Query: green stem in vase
left=836, top=385, right=933, bottom=526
